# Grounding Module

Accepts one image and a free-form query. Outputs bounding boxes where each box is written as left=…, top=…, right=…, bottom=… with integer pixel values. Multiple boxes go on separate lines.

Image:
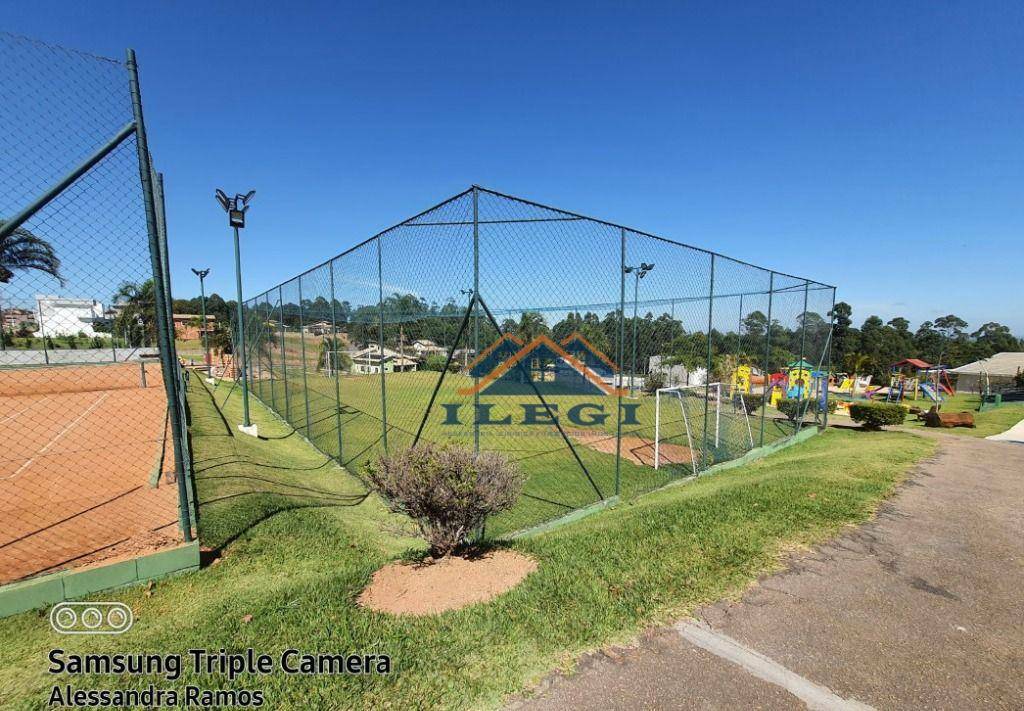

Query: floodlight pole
left=232, top=224, right=251, bottom=427
left=630, top=270, right=639, bottom=396
left=192, top=267, right=210, bottom=370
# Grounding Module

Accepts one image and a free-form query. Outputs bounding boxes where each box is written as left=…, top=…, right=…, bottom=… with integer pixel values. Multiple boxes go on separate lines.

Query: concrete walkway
left=511, top=433, right=1024, bottom=710
left=986, top=417, right=1024, bottom=444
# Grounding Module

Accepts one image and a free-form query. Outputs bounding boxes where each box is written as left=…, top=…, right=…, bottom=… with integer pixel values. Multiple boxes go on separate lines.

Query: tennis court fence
left=0, top=33, right=195, bottom=586
left=236, top=186, right=836, bottom=536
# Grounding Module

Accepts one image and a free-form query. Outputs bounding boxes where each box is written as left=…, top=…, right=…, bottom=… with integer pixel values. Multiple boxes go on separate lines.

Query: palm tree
left=0, top=221, right=64, bottom=285
left=112, top=279, right=157, bottom=347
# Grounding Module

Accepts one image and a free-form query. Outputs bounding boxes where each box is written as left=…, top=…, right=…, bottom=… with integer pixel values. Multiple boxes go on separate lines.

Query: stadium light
left=190, top=267, right=211, bottom=371
left=215, top=188, right=257, bottom=435
left=623, top=262, right=655, bottom=396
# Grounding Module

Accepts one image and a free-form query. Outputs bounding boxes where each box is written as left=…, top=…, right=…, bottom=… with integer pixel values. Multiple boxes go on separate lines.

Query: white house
left=349, top=346, right=418, bottom=374
left=35, top=296, right=105, bottom=338
left=410, top=339, right=444, bottom=358
left=950, top=352, right=1024, bottom=393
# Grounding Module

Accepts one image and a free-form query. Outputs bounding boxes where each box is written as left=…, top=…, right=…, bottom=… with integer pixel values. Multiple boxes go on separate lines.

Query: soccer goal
left=321, top=348, right=345, bottom=377
left=654, top=383, right=754, bottom=474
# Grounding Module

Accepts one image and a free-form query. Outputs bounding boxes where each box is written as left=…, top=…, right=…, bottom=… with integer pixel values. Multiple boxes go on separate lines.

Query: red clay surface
left=0, top=363, right=181, bottom=584
left=572, top=431, right=696, bottom=468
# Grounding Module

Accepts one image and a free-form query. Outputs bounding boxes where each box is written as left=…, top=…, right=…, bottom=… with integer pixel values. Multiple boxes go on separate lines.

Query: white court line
left=0, top=394, right=55, bottom=425
left=675, top=620, right=875, bottom=711
left=3, top=392, right=111, bottom=481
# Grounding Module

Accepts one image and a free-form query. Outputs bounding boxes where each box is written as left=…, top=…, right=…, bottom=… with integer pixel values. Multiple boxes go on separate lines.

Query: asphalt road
left=511, top=432, right=1024, bottom=710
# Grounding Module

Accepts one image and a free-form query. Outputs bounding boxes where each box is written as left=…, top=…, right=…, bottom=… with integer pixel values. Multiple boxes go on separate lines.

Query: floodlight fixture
left=215, top=188, right=256, bottom=229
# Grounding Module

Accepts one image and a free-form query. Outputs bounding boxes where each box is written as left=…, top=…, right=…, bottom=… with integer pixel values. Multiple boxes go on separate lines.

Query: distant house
left=950, top=352, right=1024, bottom=393
left=172, top=314, right=216, bottom=340
left=349, top=346, right=418, bottom=374
left=410, top=339, right=444, bottom=358
left=304, top=320, right=336, bottom=337
left=1, top=307, right=36, bottom=332
left=35, top=296, right=104, bottom=337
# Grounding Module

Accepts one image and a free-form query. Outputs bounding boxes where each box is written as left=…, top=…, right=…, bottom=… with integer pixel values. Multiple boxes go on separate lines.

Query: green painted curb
left=508, top=495, right=622, bottom=540
left=0, top=541, right=200, bottom=618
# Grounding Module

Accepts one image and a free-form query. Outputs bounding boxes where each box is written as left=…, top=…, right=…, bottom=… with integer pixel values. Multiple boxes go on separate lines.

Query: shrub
left=736, top=392, right=763, bottom=414
left=365, top=444, right=526, bottom=557
left=643, top=370, right=666, bottom=395
left=423, top=354, right=448, bottom=372
left=848, top=402, right=906, bottom=430
left=776, top=397, right=838, bottom=421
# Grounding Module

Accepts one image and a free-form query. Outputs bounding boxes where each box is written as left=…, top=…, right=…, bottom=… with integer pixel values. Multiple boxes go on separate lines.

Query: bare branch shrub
left=366, top=444, right=526, bottom=557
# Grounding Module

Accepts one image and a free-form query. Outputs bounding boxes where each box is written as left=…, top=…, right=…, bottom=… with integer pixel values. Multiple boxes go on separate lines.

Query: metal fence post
left=759, top=272, right=774, bottom=447
left=126, top=48, right=192, bottom=541
left=702, top=254, right=715, bottom=470
left=615, top=228, right=627, bottom=495
left=823, top=287, right=837, bottom=430
left=794, top=281, right=810, bottom=434
left=298, top=277, right=312, bottom=437
left=472, top=186, right=480, bottom=455
left=377, top=237, right=388, bottom=452
left=154, top=171, right=197, bottom=522
left=279, top=286, right=290, bottom=419
left=329, top=262, right=344, bottom=461
left=265, top=297, right=276, bottom=410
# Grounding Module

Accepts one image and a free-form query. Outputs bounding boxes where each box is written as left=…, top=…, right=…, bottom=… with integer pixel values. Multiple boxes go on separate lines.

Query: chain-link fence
left=238, top=187, right=835, bottom=537
left=0, top=33, right=194, bottom=585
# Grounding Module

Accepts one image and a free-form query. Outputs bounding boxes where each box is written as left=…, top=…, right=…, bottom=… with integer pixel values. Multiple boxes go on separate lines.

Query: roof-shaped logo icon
left=459, top=332, right=624, bottom=396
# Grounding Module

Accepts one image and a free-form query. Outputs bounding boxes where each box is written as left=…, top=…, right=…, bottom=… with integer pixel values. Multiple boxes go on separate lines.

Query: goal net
left=654, top=383, right=754, bottom=475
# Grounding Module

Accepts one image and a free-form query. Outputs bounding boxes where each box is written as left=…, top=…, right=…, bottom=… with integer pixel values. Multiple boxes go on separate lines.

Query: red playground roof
left=892, top=358, right=931, bottom=370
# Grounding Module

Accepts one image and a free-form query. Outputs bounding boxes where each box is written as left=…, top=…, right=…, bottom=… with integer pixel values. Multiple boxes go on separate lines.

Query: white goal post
left=654, top=383, right=754, bottom=473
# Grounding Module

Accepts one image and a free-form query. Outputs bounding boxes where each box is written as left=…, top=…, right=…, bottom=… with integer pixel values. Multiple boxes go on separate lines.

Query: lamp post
left=623, top=262, right=654, bottom=396
left=190, top=268, right=211, bottom=371
left=215, top=188, right=256, bottom=434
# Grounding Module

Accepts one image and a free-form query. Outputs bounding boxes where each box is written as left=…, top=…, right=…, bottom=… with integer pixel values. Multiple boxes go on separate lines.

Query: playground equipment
left=730, top=364, right=752, bottom=396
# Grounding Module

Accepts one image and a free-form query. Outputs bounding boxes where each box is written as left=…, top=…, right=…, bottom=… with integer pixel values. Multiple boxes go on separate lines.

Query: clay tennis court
left=0, top=362, right=181, bottom=584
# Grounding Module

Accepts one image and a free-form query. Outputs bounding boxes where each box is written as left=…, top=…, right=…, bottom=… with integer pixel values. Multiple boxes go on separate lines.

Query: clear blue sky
left=5, top=2, right=1022, bottom=334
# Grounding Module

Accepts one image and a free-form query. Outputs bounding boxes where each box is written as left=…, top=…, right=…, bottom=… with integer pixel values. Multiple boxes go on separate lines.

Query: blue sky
left=4, top=1, right=1022, bottom=333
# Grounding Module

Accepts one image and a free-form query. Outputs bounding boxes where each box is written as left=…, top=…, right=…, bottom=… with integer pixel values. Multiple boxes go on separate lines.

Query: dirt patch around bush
left=358, top=550, right=537, bottom=616
left=572, top=431, right=696, bottom=468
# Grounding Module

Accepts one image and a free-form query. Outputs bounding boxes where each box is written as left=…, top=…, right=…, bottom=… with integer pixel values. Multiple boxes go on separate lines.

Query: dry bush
left=366, top=444, right=526, bottom=557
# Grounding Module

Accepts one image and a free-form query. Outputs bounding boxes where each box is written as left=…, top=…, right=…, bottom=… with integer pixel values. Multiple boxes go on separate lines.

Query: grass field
left=0, top=375, right=935, bottom=709
left=244, top=365, right=802, bottom=535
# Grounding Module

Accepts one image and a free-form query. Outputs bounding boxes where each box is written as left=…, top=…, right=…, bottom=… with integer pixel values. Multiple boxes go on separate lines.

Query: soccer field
left=243, top=368, right=796, bottom=535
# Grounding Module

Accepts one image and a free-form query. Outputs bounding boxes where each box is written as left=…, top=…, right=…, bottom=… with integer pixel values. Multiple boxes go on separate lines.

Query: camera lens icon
left=50, top=602, right=133, bottom=635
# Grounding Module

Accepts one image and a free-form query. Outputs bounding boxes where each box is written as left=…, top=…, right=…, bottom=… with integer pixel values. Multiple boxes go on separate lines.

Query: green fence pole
left=794, top=281, right=810, bottom=434
left=824, top=287, right=836, bottom=430
left=615, top=228, right=627, bottom=495
left=126, top=48, right=191, bottom=542
left=297, top=277, right=312, bottom=437
left=279, top=286, right=290, bottom=420
left=329, top=262, right=344, bottom=461
left=266, top=297, right=276, bottom=411
left=473, top=186, right=480, bottom=455
left=377, top=237, right=388, bottom=452
left=759, top=272, right=774, bottom=447
left=702, top=255, right=715, bottom=471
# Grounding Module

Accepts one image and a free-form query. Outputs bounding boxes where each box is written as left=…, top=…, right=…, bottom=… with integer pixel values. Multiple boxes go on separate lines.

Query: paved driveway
left=511, top=433, right=1024, bottom=710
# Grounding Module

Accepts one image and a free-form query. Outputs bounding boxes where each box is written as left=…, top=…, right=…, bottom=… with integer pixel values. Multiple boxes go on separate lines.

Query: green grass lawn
left=245, top=366, right=800, bottom=535
left=0, top=377, right=934, bottom=710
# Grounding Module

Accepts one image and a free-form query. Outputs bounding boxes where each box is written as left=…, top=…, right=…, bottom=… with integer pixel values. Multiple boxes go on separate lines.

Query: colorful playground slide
left=920, top=382, right=945, bottom=402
